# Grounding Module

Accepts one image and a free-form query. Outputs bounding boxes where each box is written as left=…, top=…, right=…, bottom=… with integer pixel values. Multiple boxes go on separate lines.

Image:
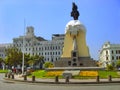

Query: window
left=58, top=52, right=60, bottom=55
left=68, top=61, right=71, bottom=66
left=80, top=63, right=83, bottom=66
left=26, top=48, right=27, bottom=51
left=50, top=52, right=52, bottom=55
left=73, top=52, right=76, bottom=57
left=112, top=56, right=114, bottom=60
left=106, top=56, right=108, bottom=60
left=116, top=56, right=118, bottom=60
left=73, top=58, right=76, bottom=62
left=111, top=50, right=114, bottom=54
left=116, top=50, right=118, bottom=54
left=39, top=48, right=41, bottom=50
left=106, top=50, right=108, bottom=54
left=119, top=50, right=120, bottom=54
left=50, top=46, right=52, bottom=50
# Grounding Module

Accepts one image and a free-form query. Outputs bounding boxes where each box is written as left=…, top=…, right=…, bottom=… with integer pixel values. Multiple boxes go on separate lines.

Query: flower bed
left=45, top=71, right=63, bottom=77
left=79, top=71, right=98, bottom=77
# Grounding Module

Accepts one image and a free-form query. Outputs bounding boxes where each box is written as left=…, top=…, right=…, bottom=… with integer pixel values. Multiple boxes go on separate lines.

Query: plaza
left=1, top=74, right=120, bottom=90
left=0, top=2, right=120, bottom=90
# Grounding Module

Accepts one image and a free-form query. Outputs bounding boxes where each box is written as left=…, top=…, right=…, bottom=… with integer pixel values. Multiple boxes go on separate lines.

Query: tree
left=27, top=55, right=44, bottom=69
left=5, top=47, right=44, bottom=69
left=43, top=62, right=54, bottom=68
left=106, top=64, right=114, bottom=70
left=4, top=47, right=22, bottom=68
left=116, top=60, right=120, bottom=69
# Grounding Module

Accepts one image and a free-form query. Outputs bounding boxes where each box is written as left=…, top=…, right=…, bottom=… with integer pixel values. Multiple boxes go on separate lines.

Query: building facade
left=13, top=26, right=64, bottom=63
left=99, top=42, right=120, bottom=67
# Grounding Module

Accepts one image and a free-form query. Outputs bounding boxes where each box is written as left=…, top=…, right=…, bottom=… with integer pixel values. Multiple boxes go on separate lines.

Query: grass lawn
left=30, top=70, right=48, bottom=78
left=29, top=70, right=120, bottom=79
left=30, top=70, right=63, bottom=78
left=98, top=70, right=120, bottom=78
left=0, top=69, right=8, bottom=73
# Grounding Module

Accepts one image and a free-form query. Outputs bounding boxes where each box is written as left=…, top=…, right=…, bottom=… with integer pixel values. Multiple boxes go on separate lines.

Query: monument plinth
left=54, top=3, right=96, bottom=67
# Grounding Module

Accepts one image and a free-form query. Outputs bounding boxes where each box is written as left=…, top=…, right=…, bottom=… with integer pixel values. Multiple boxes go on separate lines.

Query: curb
left=3, top=78, right=120, bottom=85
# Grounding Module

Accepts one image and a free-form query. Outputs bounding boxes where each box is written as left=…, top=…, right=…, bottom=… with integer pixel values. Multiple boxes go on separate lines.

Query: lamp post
left=22, top=19, right=26, bottom=75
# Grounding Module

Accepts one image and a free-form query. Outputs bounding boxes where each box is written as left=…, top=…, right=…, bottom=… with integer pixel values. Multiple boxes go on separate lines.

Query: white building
left=99, top=42, right=120, bottom=67
left=13, top=26, right=64, bottom=63
left=0, top=43, right=12, bottom=59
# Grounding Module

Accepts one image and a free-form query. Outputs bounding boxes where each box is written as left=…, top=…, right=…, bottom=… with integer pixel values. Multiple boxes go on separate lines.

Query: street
left=0, top=74, right=120, bottom=90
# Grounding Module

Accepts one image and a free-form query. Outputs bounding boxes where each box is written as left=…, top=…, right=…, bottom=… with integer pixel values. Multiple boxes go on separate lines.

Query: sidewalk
left=4, top=74, right=120, bottom=84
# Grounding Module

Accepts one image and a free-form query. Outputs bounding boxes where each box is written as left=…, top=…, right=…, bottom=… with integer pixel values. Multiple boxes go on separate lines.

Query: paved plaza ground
left=1, top=74, right=120, bottom=90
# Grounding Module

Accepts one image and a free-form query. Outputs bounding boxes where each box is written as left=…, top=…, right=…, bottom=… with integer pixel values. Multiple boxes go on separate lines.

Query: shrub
left=106, top=64, right=114, bottom=70
left=44, top=62, right=54, bottom=68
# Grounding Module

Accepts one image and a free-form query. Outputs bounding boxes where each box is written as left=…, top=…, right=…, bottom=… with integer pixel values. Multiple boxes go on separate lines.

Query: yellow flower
left=79, top=71, right=98, bottom=76
left=45, top=71, right=63, bottom=76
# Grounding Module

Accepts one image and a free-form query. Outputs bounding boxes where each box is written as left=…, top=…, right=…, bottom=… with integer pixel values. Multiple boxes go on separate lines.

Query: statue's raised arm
left=71, top=2, right=80, bottom=20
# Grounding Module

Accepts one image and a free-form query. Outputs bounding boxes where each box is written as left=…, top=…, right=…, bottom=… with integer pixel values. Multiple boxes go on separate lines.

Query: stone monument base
left=54, top=57, right=97, bottom=67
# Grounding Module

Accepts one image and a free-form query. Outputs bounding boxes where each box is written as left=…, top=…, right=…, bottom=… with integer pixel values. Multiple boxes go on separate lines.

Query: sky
left=0, top=0, right=120, bottom=60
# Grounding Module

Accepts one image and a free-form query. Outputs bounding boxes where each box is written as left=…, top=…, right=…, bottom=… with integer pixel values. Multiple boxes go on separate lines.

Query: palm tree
left=27, top=55, right=44, bottom=69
